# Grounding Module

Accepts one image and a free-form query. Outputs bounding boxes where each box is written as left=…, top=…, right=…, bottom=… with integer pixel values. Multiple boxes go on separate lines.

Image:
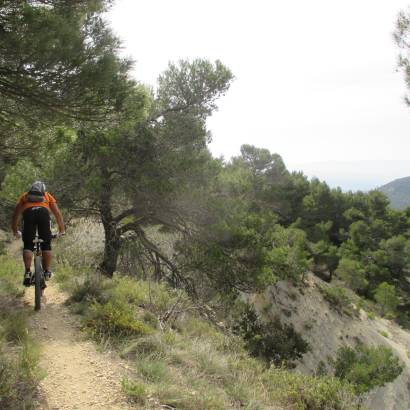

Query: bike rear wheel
left=34, top=256, right=42, bottom=311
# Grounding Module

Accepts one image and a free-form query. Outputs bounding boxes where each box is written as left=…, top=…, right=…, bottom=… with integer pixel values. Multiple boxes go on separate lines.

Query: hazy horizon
left=108, top=1, right=410, bottom=192
left=287, top=159, right=409, bottom=191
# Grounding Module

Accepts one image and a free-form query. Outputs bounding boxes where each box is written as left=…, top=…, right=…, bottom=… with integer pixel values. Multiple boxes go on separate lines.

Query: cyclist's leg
left=37, top=208, right=52, bottom=272
left=22, top=209, right=36, bottom=270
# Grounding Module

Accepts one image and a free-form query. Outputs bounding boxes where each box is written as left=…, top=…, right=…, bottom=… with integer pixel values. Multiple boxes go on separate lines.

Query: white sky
left=108, top=0, right=410, bottom=190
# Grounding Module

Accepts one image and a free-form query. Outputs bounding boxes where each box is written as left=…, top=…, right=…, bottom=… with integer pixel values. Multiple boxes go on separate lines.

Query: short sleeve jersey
left=17, top=192, right=57, bottom=212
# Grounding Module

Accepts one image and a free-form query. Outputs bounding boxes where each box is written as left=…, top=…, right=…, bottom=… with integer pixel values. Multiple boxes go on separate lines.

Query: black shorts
left=22, top=207, right=52, bottom=251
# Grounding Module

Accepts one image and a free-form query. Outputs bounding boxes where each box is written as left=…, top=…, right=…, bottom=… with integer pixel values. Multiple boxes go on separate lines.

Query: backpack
left=26, top=181, right=46, bottom=203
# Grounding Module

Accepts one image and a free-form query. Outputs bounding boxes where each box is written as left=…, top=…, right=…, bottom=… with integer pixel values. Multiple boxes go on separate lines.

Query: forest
left=1, top=1, right=410, bottom=409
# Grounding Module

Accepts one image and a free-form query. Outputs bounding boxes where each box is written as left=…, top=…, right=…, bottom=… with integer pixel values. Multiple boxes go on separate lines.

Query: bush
left=85, top=301, right=152, bottom=340
left=331, top=344, right=403, bottom=394
left=68, top=276, right=112, bottom=304
left=264, top=369, right=358, bottom=409
left=336, top=258, right=368, bottom=292
left=320, top=285, right=353, bottom=315
left=233, top=304, right=309, bottom=367
left=0, top=256, right=43, bottom=409
left=373, top=282, right=400, bottom=317
left=0, top=318, right=41, bottom=409
left=0, top=256, right=24, bottom=300
left=121, top=334, right=166, bottom=359
left=121, top=378, right=147, bottom=405
left=138, top=359, right=169, bottom=382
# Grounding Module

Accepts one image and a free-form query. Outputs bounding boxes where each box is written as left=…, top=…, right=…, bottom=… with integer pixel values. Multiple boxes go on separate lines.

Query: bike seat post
left=33, top=236, right=43, bottom=254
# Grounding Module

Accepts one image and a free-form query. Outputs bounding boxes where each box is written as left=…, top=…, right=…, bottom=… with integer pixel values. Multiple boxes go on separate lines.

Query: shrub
left=0, top=324, right=41, bottom=409
left=233, top=305, right=309, bottom=367
left=3, top=313, right=29, bottom=343
left=264, top=369, right=358, bottom=409
left=121, top=378, right=147, bottom=405
left=367, top=311, right=376, bottom=320
left=320, top=285, right=353, bottom=315
left=0, top=256, right=24, bottom=300
left=85, top=301, right=152, bottom=340
left=68, top=276, right=112, bottom=304
left=138, top=359, right=169, bottom=382
left=373, top=282, right=400, bottom=317
left=121, top=335, right=166, bottom=359
left=154, top=384, right=226, bottom=410
left=378, top=330, right=389, bottom=338
left=0, top=241, right=6, bottom=256
left=331, top=344, right=403, bottom=394
left=336, top=258, right=368, bottom=292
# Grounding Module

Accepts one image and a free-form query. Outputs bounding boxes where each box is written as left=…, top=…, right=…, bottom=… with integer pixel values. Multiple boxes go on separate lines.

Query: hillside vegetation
left=379, top=176, right=410, bottom=210
left=0, top=253, right=42, bottom=409
left=1, top=1, right=410, bottom=409
left=50, top=228, right=359, bottom=409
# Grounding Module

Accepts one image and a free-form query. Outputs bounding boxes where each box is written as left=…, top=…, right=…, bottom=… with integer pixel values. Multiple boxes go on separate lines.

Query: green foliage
left=373, top=282, right=400, bottom=317
left=121, top=335, right=166, bottom=360
left=233, top=305, right=309, bottom=367
left=331, top=344, right=403, bottom=394
left=319, top=285, right=353, bottom=315
left=367, top=311, right=376, bottom=320
left=0, top=256, right=42, bottom=409
left=51, top=58, right=233, bottom=279
left=85, top=300, right=152, bottom=340
left=264, top=369, right=358, bottom=409
left=0, top=338, right=41, bottom=410
left=0, top=160, right=44, bottom=202
left=181, top=209, right=309, bottom=293
left=138, top=358, right=169, bottom=382
left=0, top=0, right=131, bottom=123
left=0, top=256, right=25, bottom=300
left=56, top=249, right=359, bottom=410
left=121, top=378, right=147, bottom=405
left=336, top=258, right=368, bottom=292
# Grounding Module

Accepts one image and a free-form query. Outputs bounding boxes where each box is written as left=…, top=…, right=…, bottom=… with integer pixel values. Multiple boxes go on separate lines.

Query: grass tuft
left=0, top=255, right=42, bottom=409
left=138, top=358, right=169, bottom=382
left=121, top=378, right=147, bottom=405
left=85, top=300, right=152, bottom=340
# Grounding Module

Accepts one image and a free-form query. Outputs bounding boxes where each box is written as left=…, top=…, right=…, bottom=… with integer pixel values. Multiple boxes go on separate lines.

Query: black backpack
left=26, top=181, right=46, bottom=202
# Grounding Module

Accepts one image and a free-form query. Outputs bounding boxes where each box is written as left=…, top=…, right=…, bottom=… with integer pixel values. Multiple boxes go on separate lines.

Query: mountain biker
left=11, top=181, right=65, bottom=288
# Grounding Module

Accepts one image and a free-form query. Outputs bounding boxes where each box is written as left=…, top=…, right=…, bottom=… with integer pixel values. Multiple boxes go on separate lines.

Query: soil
left=24, top=282, right=135, bottom=410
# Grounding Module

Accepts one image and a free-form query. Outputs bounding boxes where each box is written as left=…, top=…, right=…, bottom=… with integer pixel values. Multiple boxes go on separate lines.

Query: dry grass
left=51, top=221, right=360, bottom=409
left=0, top=255, right=43, bottom=409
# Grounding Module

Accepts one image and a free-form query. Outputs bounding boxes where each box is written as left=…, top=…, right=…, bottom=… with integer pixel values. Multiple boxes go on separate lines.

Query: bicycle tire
left=34, top=256, right=42, bottom=311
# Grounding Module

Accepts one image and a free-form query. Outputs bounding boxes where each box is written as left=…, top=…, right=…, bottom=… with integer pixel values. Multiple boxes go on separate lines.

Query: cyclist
left=11, top=181, right=65, bottom=288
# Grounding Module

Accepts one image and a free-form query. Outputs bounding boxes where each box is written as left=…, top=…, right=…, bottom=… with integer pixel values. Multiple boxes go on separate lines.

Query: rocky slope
left=248, top=274, right=410, bottom=410
left=379, top=176, right=410, bottom=210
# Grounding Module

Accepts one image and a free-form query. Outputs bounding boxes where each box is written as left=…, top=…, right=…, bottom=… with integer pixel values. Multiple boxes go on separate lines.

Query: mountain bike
left=32, top=233, right=58, bottom=311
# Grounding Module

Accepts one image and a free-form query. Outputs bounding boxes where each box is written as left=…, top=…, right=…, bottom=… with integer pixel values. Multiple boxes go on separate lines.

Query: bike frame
left=32, top=232, right=58, bottom=311
left=33, top=235, right=44, bottom=311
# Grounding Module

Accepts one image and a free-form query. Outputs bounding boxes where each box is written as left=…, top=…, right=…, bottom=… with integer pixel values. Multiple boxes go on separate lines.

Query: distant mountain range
left=288, top=160, right=409, bottom=192
left=379, top=176, right=410, bottom=210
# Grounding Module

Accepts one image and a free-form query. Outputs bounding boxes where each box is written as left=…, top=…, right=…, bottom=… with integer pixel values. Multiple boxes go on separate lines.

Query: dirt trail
left=24, top=282, right=135, bottom=410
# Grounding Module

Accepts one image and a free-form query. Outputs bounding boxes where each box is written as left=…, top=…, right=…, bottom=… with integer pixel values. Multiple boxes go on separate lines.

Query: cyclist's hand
left=14, top=230, right=22, bottom=238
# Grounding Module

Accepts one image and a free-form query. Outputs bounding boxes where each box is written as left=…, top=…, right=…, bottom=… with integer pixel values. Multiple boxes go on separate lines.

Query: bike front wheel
left=34, top=256, right=42, bottom=311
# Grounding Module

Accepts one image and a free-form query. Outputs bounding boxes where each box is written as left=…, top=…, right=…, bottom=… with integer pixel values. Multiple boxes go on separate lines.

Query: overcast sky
left=108, top=0, right=410, bottom=190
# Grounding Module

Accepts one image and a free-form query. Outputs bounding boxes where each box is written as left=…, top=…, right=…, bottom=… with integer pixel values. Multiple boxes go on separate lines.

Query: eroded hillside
left=248, top=275, right=410, bottom=410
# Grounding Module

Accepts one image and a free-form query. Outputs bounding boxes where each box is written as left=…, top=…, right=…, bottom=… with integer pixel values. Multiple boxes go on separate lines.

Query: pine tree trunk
left=98, top=167, right=120, bottom=278
left=100, top=228, right=121, bottom=278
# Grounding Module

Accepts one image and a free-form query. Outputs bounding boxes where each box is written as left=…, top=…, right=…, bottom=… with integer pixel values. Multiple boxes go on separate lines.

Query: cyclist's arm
left=49, top=202, right=65, bottom=234
left=11, top=202, right=24, bottom=235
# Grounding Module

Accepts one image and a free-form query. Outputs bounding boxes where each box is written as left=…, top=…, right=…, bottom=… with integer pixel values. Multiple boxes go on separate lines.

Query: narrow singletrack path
left=24, top=282, right=134, bottom=410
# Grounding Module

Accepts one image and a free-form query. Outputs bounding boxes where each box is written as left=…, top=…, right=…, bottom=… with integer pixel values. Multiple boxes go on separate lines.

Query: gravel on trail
left=25, top=283, right=136, bottom=410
